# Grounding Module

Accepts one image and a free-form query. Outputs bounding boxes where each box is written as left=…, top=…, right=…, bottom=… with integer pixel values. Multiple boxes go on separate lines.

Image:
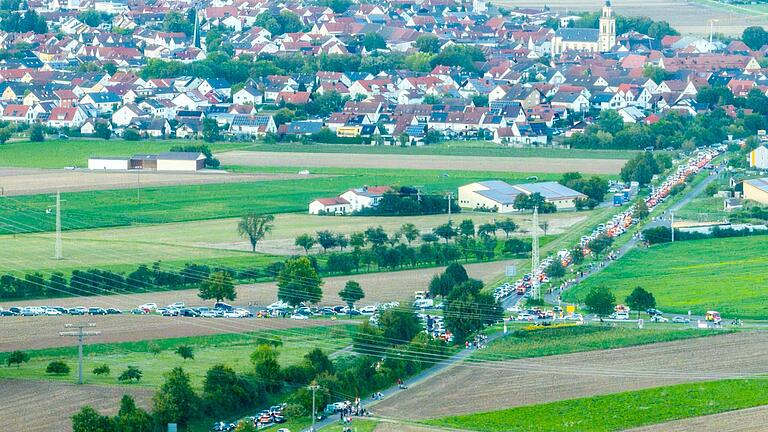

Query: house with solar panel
left=228, top=114, right=277, bottom=137
left=458, top=180, right=587, bottom=213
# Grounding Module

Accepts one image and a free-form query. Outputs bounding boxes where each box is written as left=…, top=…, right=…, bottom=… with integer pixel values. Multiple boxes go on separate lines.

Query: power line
left=59, top=322, right=100, bottom=385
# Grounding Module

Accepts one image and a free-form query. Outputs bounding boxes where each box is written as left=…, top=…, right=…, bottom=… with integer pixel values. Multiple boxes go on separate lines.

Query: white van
left=413, top=299, right=434, bottom=309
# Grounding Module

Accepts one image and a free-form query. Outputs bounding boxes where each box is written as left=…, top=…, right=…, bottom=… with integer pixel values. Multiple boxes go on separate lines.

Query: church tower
left=598, top=1, right=616, bottom=52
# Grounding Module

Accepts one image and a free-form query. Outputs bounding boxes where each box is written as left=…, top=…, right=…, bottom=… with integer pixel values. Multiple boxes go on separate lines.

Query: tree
left=316, top=230, right=338, bottom=252
left=546, top=259, right=565, bottom=279
left=175, top=345, right=195, bottom=361
left=203, top=364, right=257, bottom=415
left=72, top=406, right=114, bottom=432
left=304, top=348, right=334, bottom=376
left=642, top=65, right=672, bottom=84
left=634, top=199, right=649, bottom=220
left=434, top=222, right=456, bottom=243
left=118, top=366, right=143, bottom=383
left=496, top=219, right=517, bottom=238
left=626, top=286, right=656, bottom=318
left=584, top=286, right=616, bottom=318
left=588, top=233, right=613, bottom=258
left=294, top=233, right=316, bottom=254
left=362, top=32, right=387, bottom=51
left=115, top=395, right=153, bottom=432
left=571, top=246, right=584, bottom=265
left=199, top=271, right=236, bottom=303
left=153, top=367, right=199, bottom=427
left=477, top=223, right=496, bottom=238
left=378, top=306, right=422, bottom=343
left=444, top=279, right=502, bottom=342
left=46, top=360, right=71, bottom=374
left=251, top=344, right=282, bottom=393
left=6, top=350, right=29, bottom=367
left=123, top=129, right=141, bottom=141
left=95, top=122, right=111, bottom=140
left=0, top=127, right=12, bottom=144
left=202, top=118, right=220, bottom=143
left=338, top=280, right=364, bottom=314
left=93, top=364, right=110, bottom=376
left=364, top=226, right=388, bottom=247
left=237, top=213, right=274, bottom=252
left=29, top=124, right=45, bottom=142
left=459, top=219, right=475, bottom=237
left=235, top=421, right=258, bottom=432
left=415, top=34, right=440, bottom=53
left=743, top=26, right=768, bottom=50
left=277, top=257, right=323, bottom=306
left=399, top=223, right=420, bottom=245
left=597, top=109, right=624, bottom=135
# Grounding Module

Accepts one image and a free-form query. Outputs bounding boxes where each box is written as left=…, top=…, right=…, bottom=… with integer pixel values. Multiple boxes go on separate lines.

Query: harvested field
left=494, top=0, right=768, bottom=35
left=217, top=151, right=625, bottom=174
left=374, top=422, right=447, bottom=432
left=373, top=332, right=768, bottom=421
left=0, top=378, right=152, bottom=432
left=626, top=405, right=768, bottom=432
left=0, top=314, right=348, bottom=352
left=0, top=167, right=317, bottom=196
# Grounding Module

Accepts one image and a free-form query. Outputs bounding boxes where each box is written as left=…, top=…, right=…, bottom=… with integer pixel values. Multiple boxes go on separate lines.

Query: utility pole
left=670, top=211, right=675, bottom=242
left=59, top=323, right=100, bottom=384
left=309, top=384, right=320, bottom=432
left=55, top=191, right=62, bottom=260
left=446, top=192, right=453, bottom=223
left=531, top=206, right=540, bottom=300
left=136, top=170, right=140, bottom=204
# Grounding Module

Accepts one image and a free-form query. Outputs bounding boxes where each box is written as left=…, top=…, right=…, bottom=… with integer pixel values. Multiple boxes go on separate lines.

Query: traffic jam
left=496, top=146, right=724, bottom=317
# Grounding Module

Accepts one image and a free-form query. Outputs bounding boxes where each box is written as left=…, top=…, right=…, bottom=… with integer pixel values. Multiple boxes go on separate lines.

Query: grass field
left=470, top=325, right=720, bottom=362
left=243, top=142, right=638, bottom=159
left=423, top=379, right=768, bottom=432
left=0, top=325, right=352, bottom=389
left=0, top=139, right=246, bottom=169
left=562, top=236, right=768, bottom=319
left=0, top=167, right=563, bottom=234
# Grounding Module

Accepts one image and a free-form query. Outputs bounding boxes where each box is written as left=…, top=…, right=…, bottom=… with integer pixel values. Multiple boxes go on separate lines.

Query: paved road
left=544, top=165, right=725, bottom=307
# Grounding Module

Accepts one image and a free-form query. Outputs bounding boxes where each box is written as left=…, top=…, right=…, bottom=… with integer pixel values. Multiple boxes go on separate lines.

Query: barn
left=88, top=152, right=206, bottom=172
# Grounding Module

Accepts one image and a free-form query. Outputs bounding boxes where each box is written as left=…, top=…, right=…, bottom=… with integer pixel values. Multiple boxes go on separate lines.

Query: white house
left=338, top=186, right=391, bottom=212
left=749, top=145, right=768, bottom=170
left=309, top=197, right=351, bottom=215
left=233, top=86, right=263, bottom=105
left=112, top=104, right=148, bottom=126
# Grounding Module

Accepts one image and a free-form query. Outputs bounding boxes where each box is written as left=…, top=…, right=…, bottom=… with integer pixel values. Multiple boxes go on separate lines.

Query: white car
left=651, top=315, right=669, bottom=323
left=166, top=302, right=185, bottom=309
left=44, top=308, right=62, bottom=315
left=515, top=313, right=535, bottom=321
left=290, top=314, right=309, bottom=320
left=139, top=303, right=157, bottom=311
left=359, top=305, right=377, bottom=315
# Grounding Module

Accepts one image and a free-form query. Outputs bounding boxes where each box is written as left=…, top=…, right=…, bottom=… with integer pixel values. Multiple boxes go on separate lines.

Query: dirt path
left=625, top=405, right=768, bottom=432
left=0, top=167, right=317, bottom=196
left=0, top=378, right=153, bottom=432
left=0, top=315, right=348, bottom=352
left=217, top=151, right=625, bottom=174
left=372, top=332, right=768, bottom=421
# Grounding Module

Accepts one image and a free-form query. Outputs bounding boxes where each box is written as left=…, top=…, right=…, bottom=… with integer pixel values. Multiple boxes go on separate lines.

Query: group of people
left=465, top=334, right=487, bottom=350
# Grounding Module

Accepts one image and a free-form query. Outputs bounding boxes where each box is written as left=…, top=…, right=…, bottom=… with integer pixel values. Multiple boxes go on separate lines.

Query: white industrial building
left=458, top=180, right=587, bottom=213
left=87, top=152, right=206, bottom=171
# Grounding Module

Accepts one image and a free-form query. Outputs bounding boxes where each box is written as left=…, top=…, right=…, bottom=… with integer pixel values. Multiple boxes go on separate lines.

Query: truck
left=705, top=310, right=721, bottom=324
left=613, top=193, right=624, bottom=206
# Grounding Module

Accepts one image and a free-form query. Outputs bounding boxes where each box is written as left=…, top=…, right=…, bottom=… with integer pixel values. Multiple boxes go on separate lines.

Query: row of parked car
left=212, top=404, right=289, bottom=431
left=0, top=305, right=122, bottom=316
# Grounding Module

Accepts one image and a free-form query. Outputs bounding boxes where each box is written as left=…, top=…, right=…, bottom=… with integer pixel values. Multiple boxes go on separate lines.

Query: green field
left=0, top=326, right=352, bottom=389
left=563, top=236, right=768, bottom=319
left=424, top=379, right=768, bottom=432
left=470, top=325, right=720, bottom=362
left=0, top=139, right=246, bottom=169
left=244, top=142, right=638, bottom=159
left=0, top=167, right=562, bottom=234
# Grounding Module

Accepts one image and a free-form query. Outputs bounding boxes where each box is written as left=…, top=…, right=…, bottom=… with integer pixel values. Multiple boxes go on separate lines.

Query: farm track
left=217, top=151, right=625, bottom=174
left=0, top=314, right=349, bottom=352
left=0, top=378, right=152, bottom=432
left=372, top=332, right=768, bottom=421
left=0, top=167, right=320, bottom=196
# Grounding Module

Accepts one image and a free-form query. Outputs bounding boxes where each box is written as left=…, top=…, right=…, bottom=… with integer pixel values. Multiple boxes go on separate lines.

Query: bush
left=29, top=124, right=45, bottom=142
left=93, top=364, right=110, bottom=376
left=118, top=366, right=142, bottom=382
left=46, top=360, right=70, bottom=374
left=123, top=129, right=141, bottom=141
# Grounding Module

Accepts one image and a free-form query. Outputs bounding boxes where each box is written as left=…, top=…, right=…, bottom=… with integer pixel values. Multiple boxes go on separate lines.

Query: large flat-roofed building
left=88, top=152, right=206, bottom=171
left=743, top=178, right=768, bottom=204
left=458, top=180, right=587, bottom=213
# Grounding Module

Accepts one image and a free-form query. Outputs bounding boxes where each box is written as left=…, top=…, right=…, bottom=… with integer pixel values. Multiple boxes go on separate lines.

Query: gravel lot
left=373, top=332, right=768, bottom=421
left=0, top=315, right=348, bottom=352
left=0, top=378, right=152, bottom=432
left=218, top=151, right=625, bottom=174
left=0, top=167, right=317, bottom=196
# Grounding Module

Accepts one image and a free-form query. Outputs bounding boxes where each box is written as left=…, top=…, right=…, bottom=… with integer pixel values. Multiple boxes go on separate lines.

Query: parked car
left=651, top=315, right=669, bottom=323
left=672, top=316, right=690, bottom=324
left=131, top=308, right=147, bottom=315
left=44, top=308, right=62, bottom=315
left=1, top=310, right=18, bottom=316
left=88, top=307, right=107, bottom=315
left=179, top=308, right=201, bottom=317
left=138, top=303, right=157, bottom=311
left=69, top=307, right=87, bottom=315
left=290, top=314, right=308, bottom=320
left=105, top=308, right=122, bottom=315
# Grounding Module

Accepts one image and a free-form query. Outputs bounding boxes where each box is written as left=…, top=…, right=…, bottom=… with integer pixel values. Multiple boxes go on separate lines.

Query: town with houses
left=0, top=0, right=764, bottom=145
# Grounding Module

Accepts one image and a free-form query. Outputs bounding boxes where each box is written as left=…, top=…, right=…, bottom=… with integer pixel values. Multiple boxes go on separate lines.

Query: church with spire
left=551, top=1, right=616, bottom=56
